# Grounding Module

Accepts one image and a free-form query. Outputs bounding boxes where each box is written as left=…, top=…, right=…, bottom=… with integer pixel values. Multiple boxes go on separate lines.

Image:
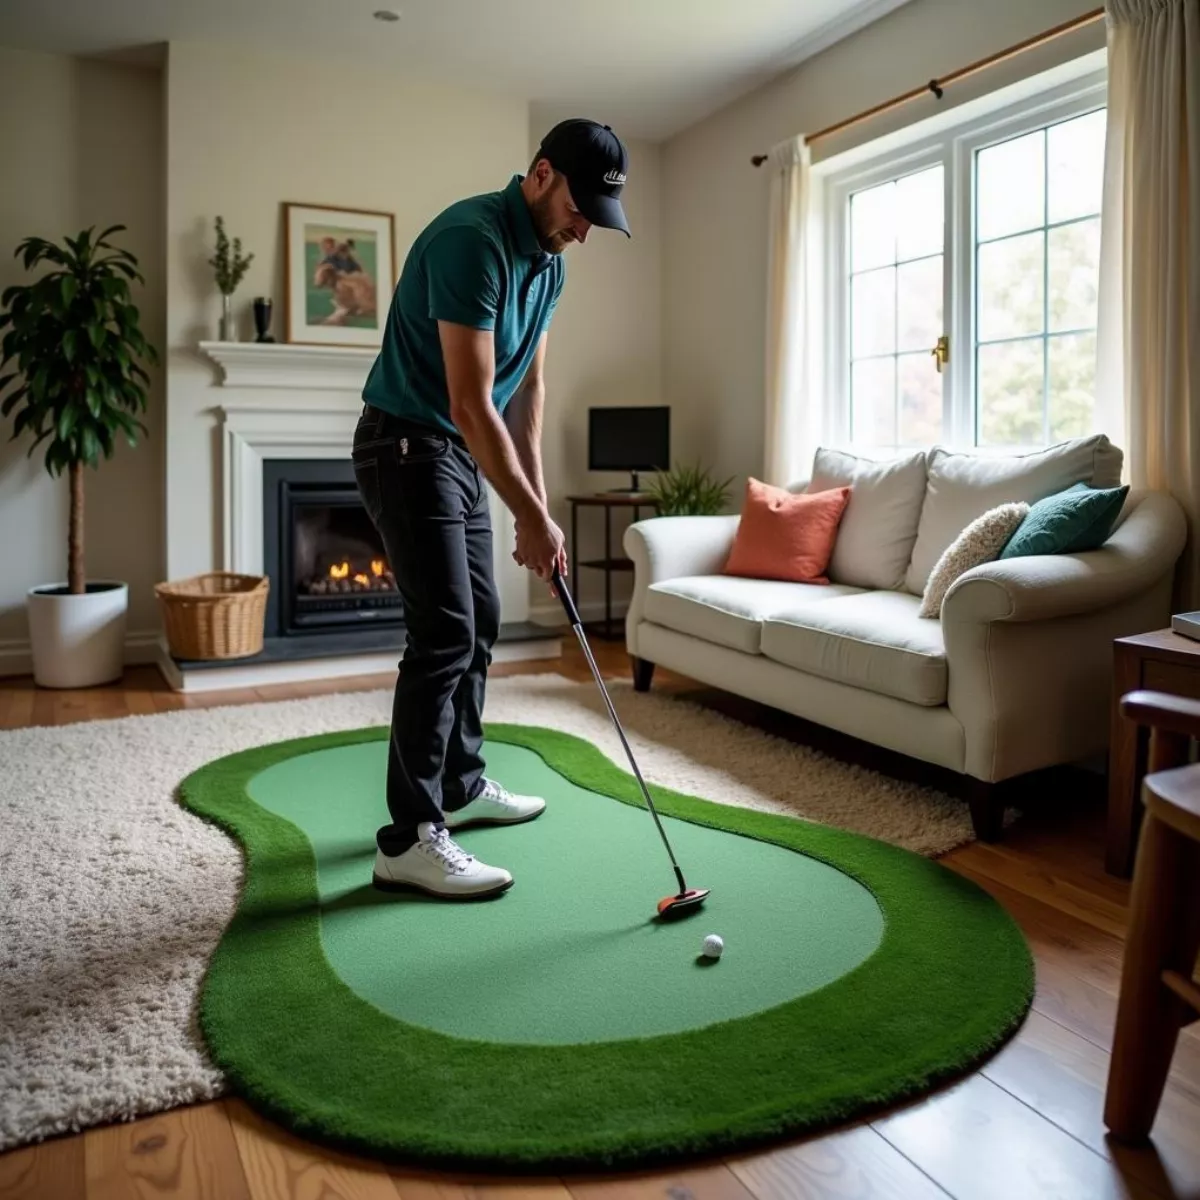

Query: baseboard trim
left=0, top=629, right=163, bottom=680
left=530, top=599, right=629, bottom=629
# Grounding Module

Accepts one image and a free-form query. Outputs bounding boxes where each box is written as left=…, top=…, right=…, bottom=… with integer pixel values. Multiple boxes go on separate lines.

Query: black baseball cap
left=535, top=119, right=631, bottom=237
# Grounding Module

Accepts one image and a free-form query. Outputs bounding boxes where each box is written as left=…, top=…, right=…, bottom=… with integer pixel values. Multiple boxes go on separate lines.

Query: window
left=824, top=70, right=1106, bottom=454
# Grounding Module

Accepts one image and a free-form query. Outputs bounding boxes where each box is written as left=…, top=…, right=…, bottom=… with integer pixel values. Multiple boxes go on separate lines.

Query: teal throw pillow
left=1000, top=481, right=1129, bottom=558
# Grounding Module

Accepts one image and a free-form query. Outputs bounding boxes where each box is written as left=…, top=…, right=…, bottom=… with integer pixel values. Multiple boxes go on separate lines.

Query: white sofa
left=623, top=436, right=1187, bottom=839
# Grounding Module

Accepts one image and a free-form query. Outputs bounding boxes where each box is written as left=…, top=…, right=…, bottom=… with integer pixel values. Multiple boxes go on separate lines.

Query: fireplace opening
left=263, top=460, right=405, bottom=637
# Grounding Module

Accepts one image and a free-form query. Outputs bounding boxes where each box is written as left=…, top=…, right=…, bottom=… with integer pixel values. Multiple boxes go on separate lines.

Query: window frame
left=821, top=67, right=1108, bottom=457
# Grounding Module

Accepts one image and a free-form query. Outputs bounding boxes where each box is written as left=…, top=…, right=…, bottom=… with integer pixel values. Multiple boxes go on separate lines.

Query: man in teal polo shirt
left=354, top=119, right=631, bottom=900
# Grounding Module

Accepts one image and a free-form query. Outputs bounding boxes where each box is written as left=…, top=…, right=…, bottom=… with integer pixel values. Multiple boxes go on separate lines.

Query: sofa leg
left=631, top=656, right=655, bottom=692
left=965, top=779, right=1005, bottom=842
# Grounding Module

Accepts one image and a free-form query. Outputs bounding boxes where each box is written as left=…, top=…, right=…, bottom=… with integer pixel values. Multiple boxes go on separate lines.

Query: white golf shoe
left=442, top=777, right=547, bottom=830
left=372, top=821, right=513, bottom=899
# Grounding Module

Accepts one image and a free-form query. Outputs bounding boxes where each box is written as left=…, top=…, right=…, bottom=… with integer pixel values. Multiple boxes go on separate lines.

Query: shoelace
left=480, top=779, right=513, bottom=805
left=421, top=829, right=475, bottom=874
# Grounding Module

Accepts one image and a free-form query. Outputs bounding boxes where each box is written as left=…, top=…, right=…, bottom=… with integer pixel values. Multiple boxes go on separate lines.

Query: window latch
left=931, top=335, right=950, bottom=373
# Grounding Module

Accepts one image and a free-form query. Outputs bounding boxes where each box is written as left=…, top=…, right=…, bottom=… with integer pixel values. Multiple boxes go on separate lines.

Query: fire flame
left=327, top=559, right=389, bottom=587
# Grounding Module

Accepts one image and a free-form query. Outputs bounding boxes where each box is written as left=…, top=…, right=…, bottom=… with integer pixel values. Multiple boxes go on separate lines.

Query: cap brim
left=579, top=191, right=631, bottom=237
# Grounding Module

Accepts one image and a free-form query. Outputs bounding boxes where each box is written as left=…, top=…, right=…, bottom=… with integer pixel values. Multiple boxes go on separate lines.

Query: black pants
left=352, top=403, right=501, bottom=856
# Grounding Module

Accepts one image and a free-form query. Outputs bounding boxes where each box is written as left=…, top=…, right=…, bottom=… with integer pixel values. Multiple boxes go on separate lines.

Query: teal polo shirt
left=362, top=175, right=565, bottom=435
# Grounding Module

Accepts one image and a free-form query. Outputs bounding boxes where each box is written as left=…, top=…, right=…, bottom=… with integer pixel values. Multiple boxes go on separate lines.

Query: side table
left=565, top=493, right=659, bottom=640
left=1108, top=629, right=1200, bottom=876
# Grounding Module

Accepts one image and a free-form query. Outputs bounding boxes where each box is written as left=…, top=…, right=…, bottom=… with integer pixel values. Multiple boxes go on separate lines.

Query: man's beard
left=529, top=192, right=572, bottom=255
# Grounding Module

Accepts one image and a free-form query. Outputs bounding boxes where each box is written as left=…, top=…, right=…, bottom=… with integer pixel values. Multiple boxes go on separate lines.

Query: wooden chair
left=1104, top=689, right=1200, bottom=1141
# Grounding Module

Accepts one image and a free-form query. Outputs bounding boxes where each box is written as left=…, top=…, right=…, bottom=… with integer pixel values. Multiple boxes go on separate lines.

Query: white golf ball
left=702, top=934, right=724, bottom=959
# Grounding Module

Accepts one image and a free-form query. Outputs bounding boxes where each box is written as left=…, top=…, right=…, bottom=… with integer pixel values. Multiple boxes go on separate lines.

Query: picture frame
left=282, top=202, right=396, bottom=346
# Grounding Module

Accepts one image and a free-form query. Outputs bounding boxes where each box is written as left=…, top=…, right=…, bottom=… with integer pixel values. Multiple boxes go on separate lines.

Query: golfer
left=354, top=119, right=631, bottom=900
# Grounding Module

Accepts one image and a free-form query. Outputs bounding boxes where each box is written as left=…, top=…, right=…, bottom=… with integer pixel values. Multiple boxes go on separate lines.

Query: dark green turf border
left=179, top=722, right=1033, bottom=1174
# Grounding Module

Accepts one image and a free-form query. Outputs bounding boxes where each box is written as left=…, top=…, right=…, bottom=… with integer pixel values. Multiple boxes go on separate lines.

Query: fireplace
left=262, top=459, right=404, bottom=638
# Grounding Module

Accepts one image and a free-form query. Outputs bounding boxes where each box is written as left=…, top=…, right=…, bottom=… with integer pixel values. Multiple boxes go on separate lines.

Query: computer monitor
left=587, top=406, right=670, bottom=492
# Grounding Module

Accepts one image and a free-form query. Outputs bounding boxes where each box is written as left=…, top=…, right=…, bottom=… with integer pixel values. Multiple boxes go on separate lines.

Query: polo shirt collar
left=504, top=175, right=545, bottom=258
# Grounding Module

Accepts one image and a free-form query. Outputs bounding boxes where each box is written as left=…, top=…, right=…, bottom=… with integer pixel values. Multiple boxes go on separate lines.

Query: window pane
left=977, top=130, right=1045, bottom=240
left=978, top=338, right=1044, bottom=446
left=896, top=167, right=944, bottom=261
left=1048, top=109, right=1106, bottom=224
left=898, top=352, right=942, bottom=446
left=1048, top=218, right=1100, bottom=332
left=1048, top=331, right=1097, bottom=442
left=978, top=231, right=1045, bottom=341
left=852, top=357, right=895, bottom=446
left=852, top=267, right=896, bottom=358
left=897, top=255, right=942, bottom=352
left=851, top=181, right=897, bottom=271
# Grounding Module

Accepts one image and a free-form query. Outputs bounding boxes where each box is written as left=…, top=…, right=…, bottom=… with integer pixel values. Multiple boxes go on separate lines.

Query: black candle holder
left=253, top=296, right=276, bottom=343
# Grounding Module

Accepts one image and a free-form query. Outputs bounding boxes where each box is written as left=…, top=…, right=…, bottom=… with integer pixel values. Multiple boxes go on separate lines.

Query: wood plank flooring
left=2, top=646, right=1198, bottom=1200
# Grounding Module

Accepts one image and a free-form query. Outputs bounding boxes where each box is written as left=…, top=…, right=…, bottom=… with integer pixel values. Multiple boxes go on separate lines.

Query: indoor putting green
left=180, top=721, right=1034, bottom=1173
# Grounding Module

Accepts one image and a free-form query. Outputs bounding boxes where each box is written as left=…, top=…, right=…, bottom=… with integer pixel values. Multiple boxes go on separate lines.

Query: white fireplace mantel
left=198, top=340, right=378, bottom=391
left=196, top=339, right=529, bottom=625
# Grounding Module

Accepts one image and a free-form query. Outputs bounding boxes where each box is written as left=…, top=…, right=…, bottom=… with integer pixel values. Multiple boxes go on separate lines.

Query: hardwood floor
left=2, top=646, right=1199, bottom=1200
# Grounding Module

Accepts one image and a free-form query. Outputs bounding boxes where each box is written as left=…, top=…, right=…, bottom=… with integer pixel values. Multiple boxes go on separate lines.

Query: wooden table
left=1107, top=628, right=1200, bottom=876
left=566, top=493, right=659, bottom=640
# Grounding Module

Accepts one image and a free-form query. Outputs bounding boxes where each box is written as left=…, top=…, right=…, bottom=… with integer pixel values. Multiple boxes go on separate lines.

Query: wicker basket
left=155, top=572, right=269, bottom=660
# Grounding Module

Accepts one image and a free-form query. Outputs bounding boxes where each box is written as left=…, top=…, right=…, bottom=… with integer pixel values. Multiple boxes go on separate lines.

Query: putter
left=551, top=564, right=710, bottom=919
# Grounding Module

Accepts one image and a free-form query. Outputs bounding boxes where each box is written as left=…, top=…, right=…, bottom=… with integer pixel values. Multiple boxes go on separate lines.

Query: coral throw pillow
left=723, top=479, right=852, bottom=584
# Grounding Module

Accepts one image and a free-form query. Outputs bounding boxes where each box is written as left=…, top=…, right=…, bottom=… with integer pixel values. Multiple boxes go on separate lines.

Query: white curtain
left=763, top=135, right=824, bottom=488
left=1096, top=0, right=1200, bottom=607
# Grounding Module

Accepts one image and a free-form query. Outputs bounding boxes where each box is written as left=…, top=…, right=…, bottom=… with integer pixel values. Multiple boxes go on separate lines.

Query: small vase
left=219, top=293, right=237, bottom=342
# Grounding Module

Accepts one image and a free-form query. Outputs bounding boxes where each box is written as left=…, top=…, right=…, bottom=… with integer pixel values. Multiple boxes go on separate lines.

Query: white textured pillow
left=905, top=434, right=1123, bottom=595
left=918, top=502, right=1030, bottom=619
left=806, top=447, right=928, bottom=589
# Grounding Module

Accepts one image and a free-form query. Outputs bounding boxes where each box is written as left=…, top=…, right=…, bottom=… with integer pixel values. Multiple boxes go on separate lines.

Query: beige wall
left=531, top=120, right=663, bottom=622
left=0, top=48, right=165, bottom=669
left=662, top=0, right=1106, bottom=498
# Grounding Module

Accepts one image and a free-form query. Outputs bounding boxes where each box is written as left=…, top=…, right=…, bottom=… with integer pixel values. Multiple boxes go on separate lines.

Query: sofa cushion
left=904, top=434, right=1124, bottom=594
left=1000, top=481, right=1131, bottom=558
left=643, top=577, right=865, bottom=655
left=919, top=502, right=1030, bottom=618
left=760, top=592, right=947, bottom=706
left=806, top=447, right=928, bottom=590
left=723, top=478, right=851, bottom=583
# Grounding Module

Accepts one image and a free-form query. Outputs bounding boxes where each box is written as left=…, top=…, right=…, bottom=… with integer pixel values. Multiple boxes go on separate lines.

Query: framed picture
left=283, top=202, right=396, bottom=346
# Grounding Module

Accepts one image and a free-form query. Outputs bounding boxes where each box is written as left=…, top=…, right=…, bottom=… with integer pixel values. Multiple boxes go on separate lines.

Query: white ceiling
left=0, top=0, right=910, bottom=140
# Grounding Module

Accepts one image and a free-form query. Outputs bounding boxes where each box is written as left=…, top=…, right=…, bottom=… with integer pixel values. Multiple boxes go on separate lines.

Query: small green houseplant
left=208, top=215, right=253, bottom=340
left=645, top=461, right=734, bottom=516
left=0, top=224, right=158, bottom=687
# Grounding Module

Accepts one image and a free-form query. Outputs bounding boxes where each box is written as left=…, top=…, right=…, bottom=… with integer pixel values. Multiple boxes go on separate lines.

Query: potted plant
left=208, top=215, right=253, bottom=341
left=0, top=225, right=158, bottom=688
left=645, top=460, right=734, bottom=516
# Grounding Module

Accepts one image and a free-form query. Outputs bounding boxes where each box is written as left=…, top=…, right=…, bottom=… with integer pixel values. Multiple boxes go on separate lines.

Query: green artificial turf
left=180, top=721, right=1034, bottom=1173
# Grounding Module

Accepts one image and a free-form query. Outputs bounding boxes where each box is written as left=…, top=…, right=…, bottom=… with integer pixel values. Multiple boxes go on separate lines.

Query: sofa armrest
left=941, top=490, right=1186, bottom=626
left=941, top=489, right=1185, bottom=782
left=623, top=515, right=741, bottom=654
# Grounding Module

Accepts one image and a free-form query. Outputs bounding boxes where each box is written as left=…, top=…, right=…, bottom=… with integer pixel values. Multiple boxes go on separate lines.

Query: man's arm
left=504, top=333, right=548, bottom=508
left=438, top=320, right=543, bottom=524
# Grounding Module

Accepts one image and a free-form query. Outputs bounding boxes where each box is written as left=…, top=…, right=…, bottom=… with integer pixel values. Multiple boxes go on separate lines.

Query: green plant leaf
left=57, top=406, right=77, bottom=441
left=61, top=275, right=78, bottom=308
left=62, top=330, right=76, bottom=362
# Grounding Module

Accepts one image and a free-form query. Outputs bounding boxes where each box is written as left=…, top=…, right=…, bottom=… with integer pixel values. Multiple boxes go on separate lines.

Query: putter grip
left=552, top=566, right=581, bottom=627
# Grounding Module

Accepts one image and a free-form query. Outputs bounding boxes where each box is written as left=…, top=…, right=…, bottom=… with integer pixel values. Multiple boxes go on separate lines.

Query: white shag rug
left=0, top=672, right=972, bottom=1151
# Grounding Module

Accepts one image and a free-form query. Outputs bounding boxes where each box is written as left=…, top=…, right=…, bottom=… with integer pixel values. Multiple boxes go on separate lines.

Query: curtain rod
left=751, top=6, right=1105, bottom=166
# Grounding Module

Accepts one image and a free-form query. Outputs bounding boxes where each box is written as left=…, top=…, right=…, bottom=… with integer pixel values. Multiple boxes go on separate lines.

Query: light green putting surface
left=246, top=739, right=885, bottom=1044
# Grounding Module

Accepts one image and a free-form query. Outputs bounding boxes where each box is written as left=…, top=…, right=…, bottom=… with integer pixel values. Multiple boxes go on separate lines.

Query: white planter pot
left=27, top=581, right=128, bottom=688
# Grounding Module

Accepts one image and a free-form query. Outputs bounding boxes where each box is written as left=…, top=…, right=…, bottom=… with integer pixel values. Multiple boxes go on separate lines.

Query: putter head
left=655, top=887, right=711, bottom=919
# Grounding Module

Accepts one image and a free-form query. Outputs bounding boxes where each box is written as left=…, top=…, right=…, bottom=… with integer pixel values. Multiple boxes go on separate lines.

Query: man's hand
left=513, top=508, right=566, bottom=582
